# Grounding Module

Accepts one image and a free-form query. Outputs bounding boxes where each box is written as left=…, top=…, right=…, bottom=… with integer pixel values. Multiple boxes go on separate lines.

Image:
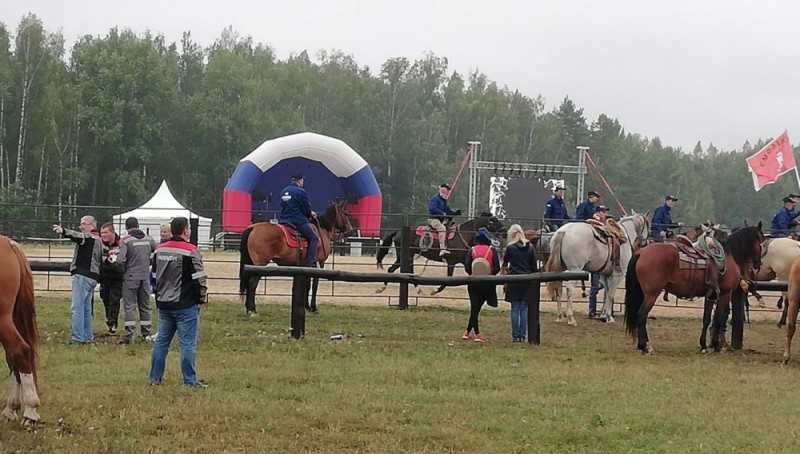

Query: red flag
left=745, top=131, right=795, bottom=191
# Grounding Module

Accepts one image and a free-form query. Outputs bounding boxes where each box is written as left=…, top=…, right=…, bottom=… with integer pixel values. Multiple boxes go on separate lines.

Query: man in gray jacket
left=118, top=217, right=157, bottom=344
left=52, top=215, right=103, bottom=344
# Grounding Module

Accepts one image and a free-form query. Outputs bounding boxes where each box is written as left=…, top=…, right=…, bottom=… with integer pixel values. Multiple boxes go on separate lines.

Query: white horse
left=753, top=237, right=800, bottom=312
left=545, top=212, right=650, bottom=325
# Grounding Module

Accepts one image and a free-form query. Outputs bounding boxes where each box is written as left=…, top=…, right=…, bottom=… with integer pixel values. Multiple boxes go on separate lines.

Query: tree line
left=0, top=13, right=795, bottom=235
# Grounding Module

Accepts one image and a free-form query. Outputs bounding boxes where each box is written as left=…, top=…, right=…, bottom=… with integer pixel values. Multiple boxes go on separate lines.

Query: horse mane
left=318, top=204, right=337, bottom=231
left=724, top=225, right=762, bottom=266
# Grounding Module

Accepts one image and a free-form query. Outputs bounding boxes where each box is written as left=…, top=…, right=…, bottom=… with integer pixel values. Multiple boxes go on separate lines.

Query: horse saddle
left=585, top=219, right=624, bottom=275
left=416, top=224, right=457, bottom=240
left=585, top=219, right=626, bottom=244
left=278, top=224, right=320, bottom=250
left=671, top=235, right=722, bottom=272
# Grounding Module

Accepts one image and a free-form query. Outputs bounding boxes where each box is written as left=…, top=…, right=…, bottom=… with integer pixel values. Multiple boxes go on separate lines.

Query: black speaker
left=190, top=217, right=199, bottom=245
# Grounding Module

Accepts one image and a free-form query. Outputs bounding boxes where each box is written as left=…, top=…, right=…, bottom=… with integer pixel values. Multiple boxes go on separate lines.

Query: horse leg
left=601, top=274, right=617, bottom=323
left=376, top=259, right=401, bottom=294
left=430, top=263, right=453, bottom=296
left=565, top=280, right=577, bottom=326
left=637, top=294, right=658, bottom=354
left=779, top=295, right=789, bottom=328
left=580, top=279, right=587, bottom=298
left=699, top=297, right=713, bottom=353
left=245, top=276, right=260, bottom=315
left=784, top=297, right=799, bottom=365
left=2, top=373, right=21, bottom=421
left=552, top=283, right=563, bottom=323
left=307, top=277, right=319, bottom=312
left=710, top=296, right=731, bottom=352
left=0, top=318, right=38, bottom=423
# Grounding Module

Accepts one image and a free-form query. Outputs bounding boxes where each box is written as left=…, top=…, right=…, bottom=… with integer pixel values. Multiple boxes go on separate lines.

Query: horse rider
left=650, top=195, right=681, bottom=241
left=428, top=183, right=461, bottom=257
left=278, top=174, right=319, bottom=267
left=543, top=186, right=570, bottom=231
left=770, top=196, right=800, bottom=238
left=576, top=190, right=600, bottom=221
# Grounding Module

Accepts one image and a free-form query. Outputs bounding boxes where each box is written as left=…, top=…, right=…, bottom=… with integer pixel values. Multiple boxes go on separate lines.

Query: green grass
left=2, top=297, right=800, bottom=453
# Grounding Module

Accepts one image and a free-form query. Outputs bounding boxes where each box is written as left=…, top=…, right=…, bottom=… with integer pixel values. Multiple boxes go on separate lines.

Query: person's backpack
left=470, top=245, right=494, bottom=276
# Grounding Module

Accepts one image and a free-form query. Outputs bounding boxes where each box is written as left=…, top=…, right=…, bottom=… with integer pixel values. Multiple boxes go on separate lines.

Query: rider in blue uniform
left=770, top=196, right=800, bottom=237
left=576, top=191, right=600, bottom=221
left=543, top=186, right=570, bottom=231
left=278, top=175, right=319, bottom=267
left=650, top=195, right=680, bottom=241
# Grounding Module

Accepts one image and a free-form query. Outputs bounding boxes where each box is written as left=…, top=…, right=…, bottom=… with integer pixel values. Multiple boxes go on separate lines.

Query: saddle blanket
left=278, top=224, right=319, bottom=249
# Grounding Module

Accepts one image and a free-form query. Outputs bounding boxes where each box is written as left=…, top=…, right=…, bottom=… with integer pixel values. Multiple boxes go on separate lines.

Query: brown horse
left=624, top=224, right=763, bottom=354
left=239, top=202, right=353, bottom=315
left=0, top=235, right=40, bottom=425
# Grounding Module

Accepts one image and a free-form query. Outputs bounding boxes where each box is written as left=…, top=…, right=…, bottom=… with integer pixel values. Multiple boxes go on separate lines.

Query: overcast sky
left=2, top=0, right=798, bottom=153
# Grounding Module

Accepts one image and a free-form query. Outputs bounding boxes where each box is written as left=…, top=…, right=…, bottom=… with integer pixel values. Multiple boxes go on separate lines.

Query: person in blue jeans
left=502, top=224, right=538, bottom=342
left=149, top=217, right=208, bottom=388
left=53, top=216, right=103, bottom=344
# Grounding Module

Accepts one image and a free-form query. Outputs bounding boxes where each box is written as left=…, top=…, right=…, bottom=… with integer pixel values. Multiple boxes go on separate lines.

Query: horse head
left=621, top=212, right=649, bottom=250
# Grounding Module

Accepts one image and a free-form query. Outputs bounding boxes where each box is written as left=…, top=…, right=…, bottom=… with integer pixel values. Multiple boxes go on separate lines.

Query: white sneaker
left=439, top=250, right=450, bottom=257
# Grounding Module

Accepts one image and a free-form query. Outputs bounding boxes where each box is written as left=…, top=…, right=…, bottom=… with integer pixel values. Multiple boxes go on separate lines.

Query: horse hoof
left=307, top=307, right=318, bottom=313
left=1, top=407, right=18, bottom=421
left=605, top=316, right=615, bottom=324
left=699, top=348, right=708, bottom=354
left=567, top=319, right=577, bottom=327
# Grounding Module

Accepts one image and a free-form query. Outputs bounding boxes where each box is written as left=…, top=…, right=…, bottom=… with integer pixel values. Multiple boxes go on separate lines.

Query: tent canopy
left=115, top=180, right=211, bottom=223
left=113, top=180, right=213, bottom=245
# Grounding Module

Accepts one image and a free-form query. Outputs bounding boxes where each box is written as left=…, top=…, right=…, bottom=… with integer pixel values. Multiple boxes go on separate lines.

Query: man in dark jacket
left=544, top=186, right=570, bottom=231
left=149, top=217, right=208, bottom=388
left=118, top=216, right=158, bottom=344
left=53, top=215, right=103, bottom=344
left=428, top=184, right=461, bottom=256
left=651, top=195, right=680, bottom=240
left=576, top=191, right=600, bottom=220
left=770, top=196, right=800, bottom=237
left=99, top=223, right=124, bottom=334
left=278, top=175, right=319, bottom=267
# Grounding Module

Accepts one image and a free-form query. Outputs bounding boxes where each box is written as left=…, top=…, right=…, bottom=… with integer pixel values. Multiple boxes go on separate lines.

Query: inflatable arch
left=222, top=132, right=382, bottom=236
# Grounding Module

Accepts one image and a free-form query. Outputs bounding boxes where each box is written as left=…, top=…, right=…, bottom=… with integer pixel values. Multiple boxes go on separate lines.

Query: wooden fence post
left=398, top=226, right=413, bottom=310
left=291, top=275, right=309, bottom=339
left=527, top=281, right=541, bottom=345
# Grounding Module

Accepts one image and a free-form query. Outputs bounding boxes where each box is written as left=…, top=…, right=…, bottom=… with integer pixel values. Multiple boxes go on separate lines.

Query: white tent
left=113, top=180, right=212, bottom=246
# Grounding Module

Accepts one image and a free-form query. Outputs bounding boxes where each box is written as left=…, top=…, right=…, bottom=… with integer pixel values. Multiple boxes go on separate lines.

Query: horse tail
left=10, top=240, right=38, bottom=386
left=376, top=231, right=398, bottom=269
left=239, top=226, right=255, bottom=295
left=624, top=254, right=643, bottom=338
left=545, top=231, right=565, bottom=272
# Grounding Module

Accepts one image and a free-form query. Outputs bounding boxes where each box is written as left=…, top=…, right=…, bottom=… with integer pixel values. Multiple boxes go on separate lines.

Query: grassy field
left=1, top=297, right=799, bottom=453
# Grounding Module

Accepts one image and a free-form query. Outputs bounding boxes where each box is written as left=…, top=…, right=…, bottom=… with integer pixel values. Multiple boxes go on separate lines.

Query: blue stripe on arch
left=225, top=161, right=262, bottom=192
left=342, top=165, right=381, bottom=198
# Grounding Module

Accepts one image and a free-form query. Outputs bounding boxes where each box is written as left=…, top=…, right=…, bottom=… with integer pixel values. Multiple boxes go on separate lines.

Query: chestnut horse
left=0, top=235, right=40, bottom=425
left=239, top=202, right=353, bottom=315
left=625, top=224, right=763, bottom=354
